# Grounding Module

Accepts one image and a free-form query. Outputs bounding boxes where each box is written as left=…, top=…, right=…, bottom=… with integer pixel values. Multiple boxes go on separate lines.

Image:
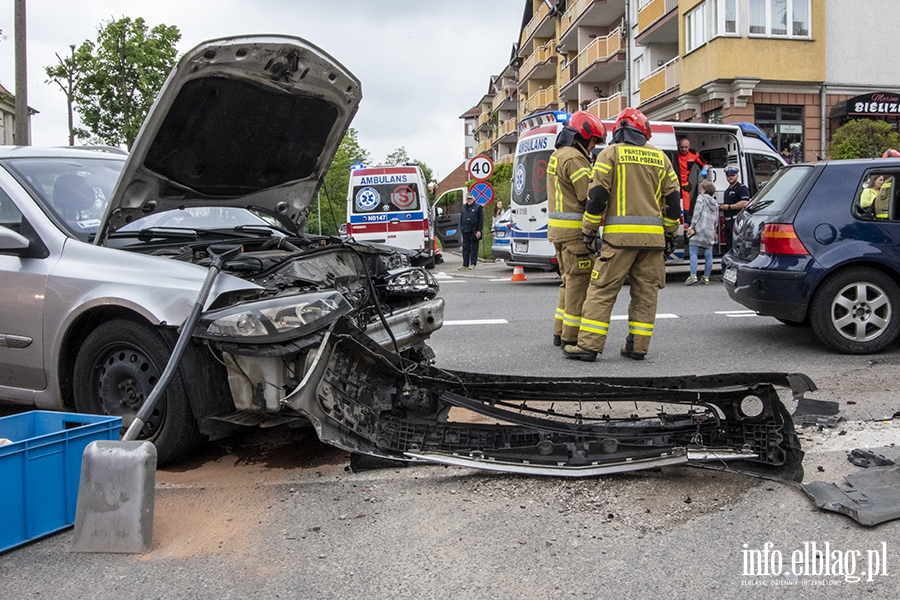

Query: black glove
left=583, top=232, right=601, bottom=254
left=664, top=234, right=676, bottom=257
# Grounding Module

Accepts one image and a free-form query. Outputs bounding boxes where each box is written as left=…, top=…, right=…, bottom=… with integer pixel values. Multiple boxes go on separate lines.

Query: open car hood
left=97, top=35, right=361, bottom=243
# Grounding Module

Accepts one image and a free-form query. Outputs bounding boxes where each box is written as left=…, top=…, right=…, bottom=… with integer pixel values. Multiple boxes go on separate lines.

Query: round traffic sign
left=469, top=181, right=495, bottom=206
left=467, top=155, right=494, bottom=181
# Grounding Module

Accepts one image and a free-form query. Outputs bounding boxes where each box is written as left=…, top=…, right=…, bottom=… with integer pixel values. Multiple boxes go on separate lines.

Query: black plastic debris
left=847, top=448, right=896, bottom=468
left=802, top=466, right=900, bottom=526
left=791, top=397, right=843, bottom=428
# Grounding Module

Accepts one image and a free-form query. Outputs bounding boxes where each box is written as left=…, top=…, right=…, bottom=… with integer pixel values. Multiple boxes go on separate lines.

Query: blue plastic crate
left=0, top=411, right=122, bottom=553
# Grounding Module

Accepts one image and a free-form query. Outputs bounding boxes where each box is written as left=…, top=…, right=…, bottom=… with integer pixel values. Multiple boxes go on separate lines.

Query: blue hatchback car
left=723, top=157, right=900, bottom=354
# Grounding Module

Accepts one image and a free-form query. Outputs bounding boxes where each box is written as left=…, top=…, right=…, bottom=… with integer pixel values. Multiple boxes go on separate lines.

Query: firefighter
left=548, top=111, right=608, bottom=347
left=562, top=108, right=681, bottom=362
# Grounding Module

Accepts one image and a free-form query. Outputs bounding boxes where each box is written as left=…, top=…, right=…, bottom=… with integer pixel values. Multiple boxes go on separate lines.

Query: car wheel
left=72, top=318, right=203, bottom=464
left=810, top=268, right=900, bottom=354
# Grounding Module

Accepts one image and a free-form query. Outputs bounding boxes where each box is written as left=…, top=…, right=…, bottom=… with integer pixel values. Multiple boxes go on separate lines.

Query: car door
left=0, top=185, right=48, bottom=391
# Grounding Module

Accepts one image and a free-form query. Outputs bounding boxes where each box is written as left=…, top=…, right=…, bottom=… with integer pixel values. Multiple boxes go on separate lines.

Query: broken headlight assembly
left=195, top=292, right=352, bottom=343
left=380, top=267, right=438, bottom=297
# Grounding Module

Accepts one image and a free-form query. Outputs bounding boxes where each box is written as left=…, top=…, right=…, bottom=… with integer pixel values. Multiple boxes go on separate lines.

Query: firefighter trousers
left=576, top=246, right=666, bottom=355
left=553, top=238, right=594, bottom=343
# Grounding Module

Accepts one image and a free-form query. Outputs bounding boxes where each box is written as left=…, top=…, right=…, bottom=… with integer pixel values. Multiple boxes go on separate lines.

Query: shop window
left=755, top=104, right=804, bottom=161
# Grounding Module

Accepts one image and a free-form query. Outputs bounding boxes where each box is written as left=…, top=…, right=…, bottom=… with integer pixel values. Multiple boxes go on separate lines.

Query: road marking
left=715, top=310, right=759, bottom=318
left=611, top=313, right=679, bottom=320
left=444, top=319, right=509, bottom=326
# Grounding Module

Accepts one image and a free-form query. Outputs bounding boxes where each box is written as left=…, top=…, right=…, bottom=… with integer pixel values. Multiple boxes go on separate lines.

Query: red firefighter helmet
left=613, top=107, right=652, bottom=141
left=568, top=111, right=607, bottom=142
left=883, top=149, right=900, bottom=158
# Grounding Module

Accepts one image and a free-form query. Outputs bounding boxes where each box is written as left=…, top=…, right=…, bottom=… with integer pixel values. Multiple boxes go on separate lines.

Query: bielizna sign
left=848, top=92, right=900, bottom=116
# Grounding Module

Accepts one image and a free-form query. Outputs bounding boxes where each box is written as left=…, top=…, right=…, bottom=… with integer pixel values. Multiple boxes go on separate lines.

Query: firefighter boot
left=562, top=344, right=598, bottom=362
left=620, top=334, right=646, bottom=361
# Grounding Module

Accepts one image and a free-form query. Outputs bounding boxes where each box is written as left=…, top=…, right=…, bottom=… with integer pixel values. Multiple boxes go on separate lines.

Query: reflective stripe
left=605, top=224, right=664, bottom=235
left=628, top=321, right=654, bottom=337
left=617, top=163, right=626, bottom=215
left=877, top=213, right=889, bottom=218
left=555, top=307, right=565, bottom=322
left=549, top=212, right=582, bottom=221
left=594, top=162, right=612, bottom=175
left=580, top=318, right=609, bottom=336
left=549, top=218, right=584, bottom=228
left=605, top=216, right=663, bottom=226
left=570, top=166, right=591, bottom=183
left=563, top=313, right=583, bottom=328
left=583, top=211, right=603, bottom=225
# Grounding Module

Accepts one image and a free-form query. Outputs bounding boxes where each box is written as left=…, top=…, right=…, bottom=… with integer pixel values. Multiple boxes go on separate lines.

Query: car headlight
left=195, top=292, right=352, bottom=342
left=381, top=267, right=438, bottom=296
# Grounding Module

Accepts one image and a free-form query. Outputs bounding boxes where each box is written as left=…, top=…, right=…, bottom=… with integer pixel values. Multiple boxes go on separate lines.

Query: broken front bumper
left=284, top=323, right=806, bottom=482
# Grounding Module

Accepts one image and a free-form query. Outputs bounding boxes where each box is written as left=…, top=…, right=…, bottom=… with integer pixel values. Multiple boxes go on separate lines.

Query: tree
left=70, top=17, right=180, bottom=149
left=829, top=119, right=900, bottom=160
left=44, top=45, right=81, bottom=146
left=305, top=128, right=369, bottom=236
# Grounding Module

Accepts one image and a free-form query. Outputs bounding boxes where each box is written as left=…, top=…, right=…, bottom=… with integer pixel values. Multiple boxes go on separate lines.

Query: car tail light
left=760, top=224, right=809, bottom=255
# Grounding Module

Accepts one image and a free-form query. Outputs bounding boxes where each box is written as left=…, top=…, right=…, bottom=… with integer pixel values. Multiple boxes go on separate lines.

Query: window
left=685, top=4, right=708, bottom=53
left=755, top=104, right=804, bottom=163
left=633, top=55, right=644, bottom=91
left=749, top=0, right=810, bottom=38
left=713, top=0, right=737, bottom=36
left=855, top=171, right=897, bottom=220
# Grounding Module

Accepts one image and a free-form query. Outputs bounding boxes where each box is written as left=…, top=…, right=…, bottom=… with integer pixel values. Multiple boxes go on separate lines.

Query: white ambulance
left=346, top=163, right=437, bottom=268
left=508, top=111, right=786, bottom=269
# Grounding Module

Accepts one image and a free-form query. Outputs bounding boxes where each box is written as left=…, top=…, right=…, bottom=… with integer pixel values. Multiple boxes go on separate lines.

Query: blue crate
left=0, top=411, right=122, bottom=553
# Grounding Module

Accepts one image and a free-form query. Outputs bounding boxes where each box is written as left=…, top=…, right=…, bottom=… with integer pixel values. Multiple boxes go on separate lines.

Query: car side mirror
left=437, top=207, right=444, bottom=217
left=0, top=224, right=30, bottom=255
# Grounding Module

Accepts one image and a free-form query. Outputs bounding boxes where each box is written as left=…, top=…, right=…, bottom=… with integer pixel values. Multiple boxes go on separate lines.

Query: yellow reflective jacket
left=547, top=145, right=593, bottom=243
left=587, top=142, right=680, bottom=248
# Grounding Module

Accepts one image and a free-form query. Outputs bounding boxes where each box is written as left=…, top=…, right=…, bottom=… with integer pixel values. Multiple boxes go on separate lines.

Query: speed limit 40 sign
left=467, top=155, right=494, bottom=181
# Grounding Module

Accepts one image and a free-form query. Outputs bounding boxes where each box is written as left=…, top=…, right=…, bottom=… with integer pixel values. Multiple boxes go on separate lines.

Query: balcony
left=583, top=92, right=627, bottom=120
left=496, top=153, right=515, bottom=165
left=495, top=117, right=518, bottom=143
left=476, top=137, right=493, bottom=156
left=519, top=40, right=558, bottom=82
left=576, top=28, right=624, bottom=73
left=491, top=87, right=518, bottom=112
left=522, top=85, right=559, bottom=117
left=520, top=2, right=552, bottom=47
left=636, top=0, right=678, bottom=45
left=474, top=111, right=492, bottom=134
left=638, top=57, right=679, bottom=104
left=558, top=0, right=627, bottom=49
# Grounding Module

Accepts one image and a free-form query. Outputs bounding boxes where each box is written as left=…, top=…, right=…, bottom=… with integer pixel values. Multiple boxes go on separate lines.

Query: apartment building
left=470, top=0, right=900, bottom=164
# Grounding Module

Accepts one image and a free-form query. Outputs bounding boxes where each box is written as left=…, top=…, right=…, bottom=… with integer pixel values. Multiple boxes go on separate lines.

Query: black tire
left=72, top=318, right=203, bottom=465
left=809, top=268, right=900, bottom=354
left=424, top=256, right=436, bottom=270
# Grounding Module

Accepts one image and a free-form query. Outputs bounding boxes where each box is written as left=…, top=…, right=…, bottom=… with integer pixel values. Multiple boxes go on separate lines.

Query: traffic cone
left=511, top=265, right=527, bottom=281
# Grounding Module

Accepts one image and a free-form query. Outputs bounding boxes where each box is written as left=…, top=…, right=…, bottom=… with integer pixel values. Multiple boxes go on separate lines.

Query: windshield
left=350, top=182, right=421, bottom=215
left=3, top=156, right=123, bottom=242
left=512, top=145, right=551, bottom=207
left=746, top=165, right=813, bottom=216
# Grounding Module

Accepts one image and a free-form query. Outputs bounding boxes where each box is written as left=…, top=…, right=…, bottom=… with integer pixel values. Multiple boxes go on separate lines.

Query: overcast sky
left=0, top=0, right=523, bottom=182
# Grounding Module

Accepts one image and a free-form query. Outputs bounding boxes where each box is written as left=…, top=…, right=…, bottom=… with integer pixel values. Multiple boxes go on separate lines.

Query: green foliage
left=71, top=17, right=180, bottom=149
left=305, top=128, right=369, bottom=236
left=384, top=146, right=436, bottom=201
left=44, top=46, right=84, bottom=145
left=488, top=162, right=513, bottom=212
left=829, top=119, right=900, bottom=159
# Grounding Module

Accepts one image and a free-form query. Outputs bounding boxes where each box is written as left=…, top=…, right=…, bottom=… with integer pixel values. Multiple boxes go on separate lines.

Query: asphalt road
left=2, top=250, right=899, bottom=599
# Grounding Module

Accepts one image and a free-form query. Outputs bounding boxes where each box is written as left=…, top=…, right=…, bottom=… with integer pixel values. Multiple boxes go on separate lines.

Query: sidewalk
left=437, top=247, right=559, bottom=280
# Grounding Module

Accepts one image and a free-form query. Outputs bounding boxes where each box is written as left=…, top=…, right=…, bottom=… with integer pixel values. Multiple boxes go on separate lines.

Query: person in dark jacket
left=459, top=191, right=484, bottom=270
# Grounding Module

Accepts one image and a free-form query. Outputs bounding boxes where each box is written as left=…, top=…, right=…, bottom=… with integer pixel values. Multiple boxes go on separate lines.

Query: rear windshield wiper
left=747, top=199, right=774, bottom=213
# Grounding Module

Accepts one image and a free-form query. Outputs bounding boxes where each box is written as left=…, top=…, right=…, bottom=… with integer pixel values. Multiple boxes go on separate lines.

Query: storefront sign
left=848, top=92, right=900, bottom=116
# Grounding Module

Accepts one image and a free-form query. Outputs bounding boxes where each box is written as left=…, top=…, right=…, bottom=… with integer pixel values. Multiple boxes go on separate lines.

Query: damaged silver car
left=0, top=35, right=808, bottom=480
left=0, top=36, right=442, bottom=464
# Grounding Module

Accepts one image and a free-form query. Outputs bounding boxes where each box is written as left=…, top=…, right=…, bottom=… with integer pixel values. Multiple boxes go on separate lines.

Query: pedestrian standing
left=562, top=108, right=681, bottom=362
left=547, top=111, right=607, bottom=347
left=685, top=180, right=718, bottom=285
left=718, top=166, right=750, bottom=253
left=459, top=191, right=483, bottom=270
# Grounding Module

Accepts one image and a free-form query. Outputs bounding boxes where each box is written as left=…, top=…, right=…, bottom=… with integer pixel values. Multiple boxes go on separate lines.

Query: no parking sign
left=469, top=181, right=494, bottom=206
